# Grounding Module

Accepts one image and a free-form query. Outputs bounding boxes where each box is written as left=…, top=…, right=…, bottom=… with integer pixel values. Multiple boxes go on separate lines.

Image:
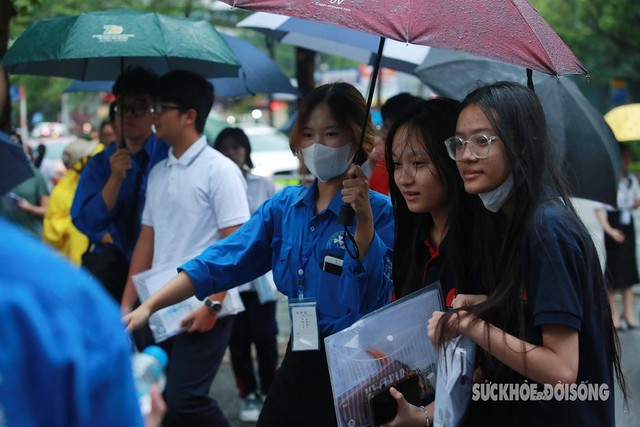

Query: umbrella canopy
left=1, top=9, right=240, bottom=80
left=63, top=34, right=299, bottom=98
left=604, top=104, right=640, bottom=142
left=414, top=48, right=620, bottom=207
left=0, top=131, right=33, bottom=196
left=213, top=34, right=298, bottom=97
left=221, top=0, right=586, bottom=76
left=238, top=12, right=430, bottom=74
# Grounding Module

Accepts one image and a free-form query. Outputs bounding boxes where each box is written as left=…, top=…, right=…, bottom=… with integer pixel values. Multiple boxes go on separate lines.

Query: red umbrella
left=220, top=0, right=586, bottom=76
left=221, top=0, right=586, bottom=229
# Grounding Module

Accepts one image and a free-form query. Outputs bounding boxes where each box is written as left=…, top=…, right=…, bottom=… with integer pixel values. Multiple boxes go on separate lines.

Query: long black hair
left=451, top=82, right=627, bottom=404
left=385, top=98, right=488, bottom=299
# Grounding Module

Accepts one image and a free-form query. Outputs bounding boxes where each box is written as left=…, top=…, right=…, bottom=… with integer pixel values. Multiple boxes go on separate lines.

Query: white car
left=239, top=123, right=300, bottom=180
left=207, top=122, right=302, bottom=187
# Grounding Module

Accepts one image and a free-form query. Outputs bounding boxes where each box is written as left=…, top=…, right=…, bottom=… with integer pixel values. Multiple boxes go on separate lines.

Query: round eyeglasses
left=113, top=103, right=154, bottom=117
left=444, top=134, right=498, bottom=161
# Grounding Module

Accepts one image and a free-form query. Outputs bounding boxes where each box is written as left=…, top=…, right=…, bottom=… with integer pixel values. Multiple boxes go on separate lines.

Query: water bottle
left=132, top=345, right=168, bottom=415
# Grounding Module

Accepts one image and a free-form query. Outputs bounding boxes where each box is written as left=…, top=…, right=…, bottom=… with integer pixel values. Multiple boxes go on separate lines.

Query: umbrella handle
left=338, top=37, right=386, bottom=228
left=527, top=68, right=535, bottom=92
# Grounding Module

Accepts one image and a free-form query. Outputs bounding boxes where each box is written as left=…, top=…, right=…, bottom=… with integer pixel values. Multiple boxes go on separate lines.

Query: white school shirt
left=616, top=173, right=640, bottom=224
left=142, top=136, right=250, bottom=268
left=237, top=173, right=276, bottom=293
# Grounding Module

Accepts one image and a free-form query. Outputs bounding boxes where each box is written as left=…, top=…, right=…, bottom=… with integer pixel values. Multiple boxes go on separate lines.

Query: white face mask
left=478, top=173, right=514, bottom=212
left=301, top=143, right=354, bottom=182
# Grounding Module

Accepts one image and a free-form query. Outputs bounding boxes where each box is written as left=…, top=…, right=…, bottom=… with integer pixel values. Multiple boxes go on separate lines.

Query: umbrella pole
left=355, top=36, right=385, bottom=166
left=338, top=36, right=385, bottom=232
left=119, top=57, right=126, bottom=148
left=527, top=68, right=535, bottom=92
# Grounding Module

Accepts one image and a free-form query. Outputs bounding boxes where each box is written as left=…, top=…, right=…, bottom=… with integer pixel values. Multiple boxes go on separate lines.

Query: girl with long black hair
left=429, top=81, right=626, bottom=426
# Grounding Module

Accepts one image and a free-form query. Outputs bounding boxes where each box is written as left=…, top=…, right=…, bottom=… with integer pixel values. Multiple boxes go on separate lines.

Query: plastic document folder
left=132, top=259, right=244, bottom=342
left=434, top=334, right=476, bottom=427
left=325, top=284, right=443, bottom=427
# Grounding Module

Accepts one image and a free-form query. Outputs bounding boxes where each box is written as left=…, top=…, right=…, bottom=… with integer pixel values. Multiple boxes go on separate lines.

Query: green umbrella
left=1, top=9, right=240, bottom=80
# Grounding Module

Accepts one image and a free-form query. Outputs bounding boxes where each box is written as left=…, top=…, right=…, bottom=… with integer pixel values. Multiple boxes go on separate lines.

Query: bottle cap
left=142, top=345, right=168, bottom=368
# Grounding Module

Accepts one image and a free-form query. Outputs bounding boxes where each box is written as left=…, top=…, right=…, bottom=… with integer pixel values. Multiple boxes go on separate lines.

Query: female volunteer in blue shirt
left=125, top=82, right=394, bottom=427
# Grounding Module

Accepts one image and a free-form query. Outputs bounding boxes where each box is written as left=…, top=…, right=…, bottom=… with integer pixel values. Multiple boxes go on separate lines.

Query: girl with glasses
left=428, top=81, right=626, bottom=426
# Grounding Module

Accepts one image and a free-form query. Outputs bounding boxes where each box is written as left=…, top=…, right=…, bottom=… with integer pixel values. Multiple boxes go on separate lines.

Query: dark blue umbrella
left=0, top=131, right=33, bottom=196
left=63, top=80, right=113, bottom=93
left=217, top=34, right=298, bottom=97
left=64, top=34, right=298, bottom=98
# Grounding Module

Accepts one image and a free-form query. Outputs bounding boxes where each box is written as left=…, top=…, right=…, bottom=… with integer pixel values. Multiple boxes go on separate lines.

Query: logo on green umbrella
left=93, top=25, right=134, bottom=42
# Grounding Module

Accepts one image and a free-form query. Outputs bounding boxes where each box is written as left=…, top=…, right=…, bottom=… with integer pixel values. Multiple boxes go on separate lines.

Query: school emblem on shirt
left=327, top=231, right=346, bottom=250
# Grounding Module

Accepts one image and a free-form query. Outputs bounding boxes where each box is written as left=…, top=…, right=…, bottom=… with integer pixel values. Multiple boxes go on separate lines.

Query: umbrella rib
left=511, top=0, right=555, bottom=74
left=511, top=0, right=586, bottom=75
left=239, top=68, right=255, bottom=96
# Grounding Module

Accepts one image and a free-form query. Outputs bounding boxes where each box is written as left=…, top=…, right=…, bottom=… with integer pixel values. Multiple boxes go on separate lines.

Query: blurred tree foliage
left=531, top=0, right=640, bottom=88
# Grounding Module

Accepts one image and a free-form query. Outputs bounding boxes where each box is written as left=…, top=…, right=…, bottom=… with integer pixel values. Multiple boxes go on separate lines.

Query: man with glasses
left=71, top=67, right=169, bottom=304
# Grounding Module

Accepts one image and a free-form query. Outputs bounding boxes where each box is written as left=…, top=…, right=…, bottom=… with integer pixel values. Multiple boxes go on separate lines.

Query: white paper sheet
left=132, top=261, right=244, bottom=342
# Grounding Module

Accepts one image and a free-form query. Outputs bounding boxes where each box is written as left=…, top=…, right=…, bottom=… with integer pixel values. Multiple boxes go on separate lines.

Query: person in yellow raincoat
left=43, top=139, right=102, bottom=265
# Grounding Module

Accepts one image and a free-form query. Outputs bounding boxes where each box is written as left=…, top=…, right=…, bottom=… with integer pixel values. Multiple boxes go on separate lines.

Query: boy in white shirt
left=127, top=70, right=250, bottom=426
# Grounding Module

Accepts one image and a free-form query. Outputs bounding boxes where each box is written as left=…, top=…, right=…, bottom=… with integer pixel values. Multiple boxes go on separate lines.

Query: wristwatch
left=204, top=298, right=223, bottom=313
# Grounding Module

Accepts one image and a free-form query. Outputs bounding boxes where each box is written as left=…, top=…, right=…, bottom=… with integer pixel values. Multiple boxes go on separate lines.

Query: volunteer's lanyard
left=297, top=214, right=331, bottom=300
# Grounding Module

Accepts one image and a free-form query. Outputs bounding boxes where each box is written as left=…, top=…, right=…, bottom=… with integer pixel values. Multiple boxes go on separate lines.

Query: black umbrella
left=415, top=48, right=620, bottom=207
left=0, top=131, right=33, bottom=196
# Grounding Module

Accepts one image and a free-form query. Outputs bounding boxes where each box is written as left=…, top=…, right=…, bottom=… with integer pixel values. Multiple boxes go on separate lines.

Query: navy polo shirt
left=521, top=196, right=614, bottom=426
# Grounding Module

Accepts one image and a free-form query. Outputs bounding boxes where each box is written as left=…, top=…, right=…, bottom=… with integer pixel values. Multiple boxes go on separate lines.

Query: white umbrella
left=238, top=12, right=430, bottom=74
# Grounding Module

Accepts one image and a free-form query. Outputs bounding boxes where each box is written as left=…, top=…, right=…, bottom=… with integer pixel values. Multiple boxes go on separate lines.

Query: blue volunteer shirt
left=71, top=134, right=169, bottom=260
left=181, top=181, right=395, bottom=334
left=0, top=218, right=143, bottom=427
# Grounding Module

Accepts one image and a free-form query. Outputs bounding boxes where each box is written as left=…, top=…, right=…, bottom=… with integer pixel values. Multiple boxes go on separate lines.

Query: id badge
left=290, top=299, right=319, bottom=351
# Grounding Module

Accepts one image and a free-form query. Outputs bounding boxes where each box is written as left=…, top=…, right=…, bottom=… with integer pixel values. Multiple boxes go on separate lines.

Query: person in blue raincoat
left=125, top=82, right=394, bottom=427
